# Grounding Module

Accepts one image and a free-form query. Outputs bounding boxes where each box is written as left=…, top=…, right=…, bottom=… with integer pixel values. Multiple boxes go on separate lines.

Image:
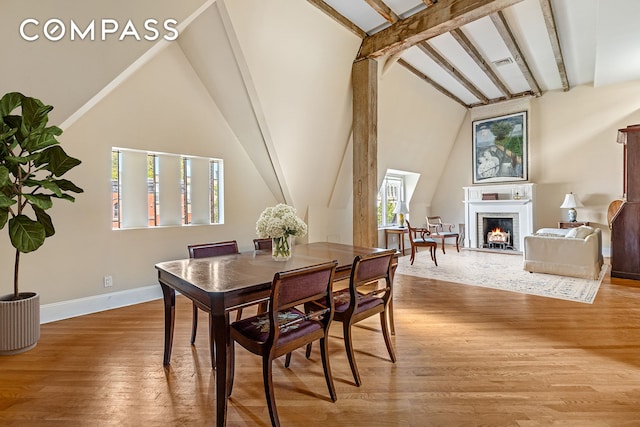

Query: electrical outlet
left=103, top=275, right=113, bottom=288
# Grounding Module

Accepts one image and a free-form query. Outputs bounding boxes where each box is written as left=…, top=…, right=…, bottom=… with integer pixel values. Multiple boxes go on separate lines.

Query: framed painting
left=472, top=111, right=528, bottom=184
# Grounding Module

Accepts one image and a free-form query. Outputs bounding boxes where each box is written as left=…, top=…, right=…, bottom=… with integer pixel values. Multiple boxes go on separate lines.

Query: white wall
left=0, top=41, right=277, bottom=304
left=379, top=62, right=467, bottom=228
left=0, top=0, right=209, bottom=124
left=431, top=81, right=640, bottom=252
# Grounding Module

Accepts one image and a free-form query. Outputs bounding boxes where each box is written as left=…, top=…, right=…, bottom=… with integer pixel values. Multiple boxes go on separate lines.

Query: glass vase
left=272, top=236, right=292, bottom=261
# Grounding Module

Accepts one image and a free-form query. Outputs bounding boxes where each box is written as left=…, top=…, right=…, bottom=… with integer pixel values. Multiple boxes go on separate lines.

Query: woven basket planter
left=0, top=292, right=40, bottom=355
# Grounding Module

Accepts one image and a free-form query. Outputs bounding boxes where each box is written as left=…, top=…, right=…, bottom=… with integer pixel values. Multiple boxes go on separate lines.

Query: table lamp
left=393, top=201, right=409, bottom=227
left=560, top=192, right=583, bottom=222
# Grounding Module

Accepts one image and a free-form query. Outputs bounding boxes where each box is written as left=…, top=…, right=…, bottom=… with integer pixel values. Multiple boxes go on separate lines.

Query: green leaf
left=0, top=126, right=18, bottom=141
left=35, top=146, right=81, bottom=177
left=0, top=193, right=16, bottom=208
left=5, top=155, right=30, bottom=165
left=0, top=166, right=9, bottom=186
left=20, top=96, right=51, bottom=135
left=0, top=207, right=8, bottom=229
left=34, top=206, right=55, bottom=237
left=56, top=194, right=76, bottom=202
left=22, top=126, right=61, bottom=152
left=8, top=214, right=46, bottom=253
left=54, top=179, right=84, bottom=194
left=0, top=92, right=23, bottom=117
left=24, top=179, right=63, bottom=197
left=24, top=194, right=53, bottom=210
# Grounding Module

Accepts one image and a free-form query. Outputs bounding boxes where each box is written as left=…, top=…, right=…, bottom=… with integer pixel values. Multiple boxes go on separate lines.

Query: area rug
left=396, top=249, right=608, bottom=304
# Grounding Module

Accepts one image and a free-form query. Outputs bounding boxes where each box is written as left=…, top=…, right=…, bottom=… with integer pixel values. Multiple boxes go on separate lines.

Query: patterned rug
left=396, top=249, right=608, bottom=304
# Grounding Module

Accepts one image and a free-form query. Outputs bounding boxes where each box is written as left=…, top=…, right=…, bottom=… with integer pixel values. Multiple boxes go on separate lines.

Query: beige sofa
left=523, top=226, right=603, bottom=280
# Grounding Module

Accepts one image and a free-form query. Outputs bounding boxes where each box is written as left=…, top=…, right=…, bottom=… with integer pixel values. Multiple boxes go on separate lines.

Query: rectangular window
left=112, top=150, right=121, bottom=229
left=377, top=174, right=404, bottom=227
left=182, top=157, right=191, bottom=225
left=210, top=159, right=221, bottom=223
left=148, top=154, right=159, bottom=226
left=111, top=148, right=223, bottom=229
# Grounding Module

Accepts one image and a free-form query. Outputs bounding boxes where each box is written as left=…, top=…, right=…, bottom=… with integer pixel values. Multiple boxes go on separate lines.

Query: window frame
left=111, top=147, right=223, bottom=229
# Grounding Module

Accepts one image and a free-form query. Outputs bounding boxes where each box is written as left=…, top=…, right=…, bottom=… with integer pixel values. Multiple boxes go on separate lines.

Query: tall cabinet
left=611, top=124, right=640, bottom=279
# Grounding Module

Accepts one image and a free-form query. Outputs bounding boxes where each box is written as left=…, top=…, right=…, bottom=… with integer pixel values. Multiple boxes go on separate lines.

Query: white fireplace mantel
left=463, top=183, right=535, bottom=251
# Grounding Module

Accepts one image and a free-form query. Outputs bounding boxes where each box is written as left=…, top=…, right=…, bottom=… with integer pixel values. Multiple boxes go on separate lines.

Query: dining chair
left=187, top=240, right=240, bottom=367
left=253, top=238, right=273, bottom=251
left=406, top=220, right=438, bottom=266
left=305, top=249, right=397, bottom=387
left=425, top=216, right=460, bottom=254
left=228, top=261, right=339, bottom=427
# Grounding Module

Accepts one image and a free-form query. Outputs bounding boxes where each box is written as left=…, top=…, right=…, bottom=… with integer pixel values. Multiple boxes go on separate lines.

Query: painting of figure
left=472, top=111, right=527, bottom=184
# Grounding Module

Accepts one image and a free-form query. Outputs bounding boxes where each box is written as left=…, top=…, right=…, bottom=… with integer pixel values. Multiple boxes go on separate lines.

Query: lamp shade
left=560, top=193, right=583, bottom=209
left=393, top=201, right=409, bottom=214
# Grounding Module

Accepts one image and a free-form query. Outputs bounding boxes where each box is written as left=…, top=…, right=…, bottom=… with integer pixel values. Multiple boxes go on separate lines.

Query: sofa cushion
left=534, top=228, right=568, bottom=237
left=565, top=225, right=594, bottom=239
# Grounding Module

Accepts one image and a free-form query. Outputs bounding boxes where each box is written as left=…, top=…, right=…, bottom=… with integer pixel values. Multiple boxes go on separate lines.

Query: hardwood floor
left=2, top=258, right=640, bottom=426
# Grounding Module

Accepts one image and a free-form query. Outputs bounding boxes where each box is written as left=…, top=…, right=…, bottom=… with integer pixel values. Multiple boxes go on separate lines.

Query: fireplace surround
left=463, top=183, right=535, bottom=252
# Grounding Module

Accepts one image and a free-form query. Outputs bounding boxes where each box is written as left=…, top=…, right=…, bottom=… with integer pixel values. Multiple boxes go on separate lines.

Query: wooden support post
left=352, top=58, right=378, bottom=248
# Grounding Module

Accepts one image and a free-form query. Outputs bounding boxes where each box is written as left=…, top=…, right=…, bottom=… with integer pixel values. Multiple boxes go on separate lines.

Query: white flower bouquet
left=256, top=204, right=307, bottom=260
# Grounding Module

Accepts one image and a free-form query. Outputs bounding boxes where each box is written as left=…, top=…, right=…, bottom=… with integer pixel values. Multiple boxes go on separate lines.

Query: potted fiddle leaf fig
left=0, top=92, right=83, bottom=354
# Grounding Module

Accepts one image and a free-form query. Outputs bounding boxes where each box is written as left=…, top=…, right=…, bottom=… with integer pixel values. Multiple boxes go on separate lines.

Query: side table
left=384, top=227, right=407, bottom=255
left=558, top=221, right=590, bottom=229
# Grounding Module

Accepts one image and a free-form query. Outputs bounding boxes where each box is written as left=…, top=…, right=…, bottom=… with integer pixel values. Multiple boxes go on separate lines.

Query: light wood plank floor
left=2, top=259, right=640, bottom=426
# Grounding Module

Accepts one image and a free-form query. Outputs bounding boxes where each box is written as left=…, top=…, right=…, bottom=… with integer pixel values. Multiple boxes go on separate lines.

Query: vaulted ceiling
left=308, top=0, right=640, bottom=108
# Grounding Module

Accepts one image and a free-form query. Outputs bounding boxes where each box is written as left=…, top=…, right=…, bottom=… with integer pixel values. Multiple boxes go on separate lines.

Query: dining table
left=155, top=241, right=397, bottom=427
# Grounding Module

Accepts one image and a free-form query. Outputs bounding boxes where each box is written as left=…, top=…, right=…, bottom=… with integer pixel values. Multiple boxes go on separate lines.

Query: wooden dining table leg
left=211, top=307, right=230, bottom=427
left=160, top=283, right=175, bottom=366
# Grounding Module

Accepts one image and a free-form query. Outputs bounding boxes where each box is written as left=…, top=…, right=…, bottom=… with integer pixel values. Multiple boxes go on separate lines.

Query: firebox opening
left=482, top=217, right=514, bottom=250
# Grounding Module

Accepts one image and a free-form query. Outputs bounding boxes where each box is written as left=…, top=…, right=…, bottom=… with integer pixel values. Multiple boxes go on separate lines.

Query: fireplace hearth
left=483, top=217, right=514, bottom=250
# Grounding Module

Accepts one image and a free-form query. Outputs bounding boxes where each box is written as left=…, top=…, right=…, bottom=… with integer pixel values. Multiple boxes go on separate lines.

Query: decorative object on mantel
left=256, top=203, right=307, bottom=261
left=0, top=92, right=84, bottom=355
left=393, top=200, right=409, bottom=227
left=482, top=193, right=498, bottom=200
left=560, top=192, right=583, bottom=222
left=472, top=111, right=528, bottom=184
left=512, top=186, right=524, bottom=199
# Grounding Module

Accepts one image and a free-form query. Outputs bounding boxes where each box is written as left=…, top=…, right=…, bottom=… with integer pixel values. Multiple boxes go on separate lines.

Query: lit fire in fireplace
left=487, top=227, right=509, bottom=243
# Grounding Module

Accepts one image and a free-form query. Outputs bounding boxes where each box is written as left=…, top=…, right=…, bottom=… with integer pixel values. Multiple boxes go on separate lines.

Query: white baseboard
left=40, top=285, right=163, bottom=324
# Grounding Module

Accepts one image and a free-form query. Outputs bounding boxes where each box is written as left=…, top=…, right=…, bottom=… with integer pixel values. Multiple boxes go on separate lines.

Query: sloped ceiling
left=177, top=2, right=290, bottom=203
left=0, top=0, right=209, bottom=125
left=312, top=0, right=640, bottom=107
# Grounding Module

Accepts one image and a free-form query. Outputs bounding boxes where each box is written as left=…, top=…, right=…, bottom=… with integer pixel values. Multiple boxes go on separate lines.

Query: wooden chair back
left=188, top=240, right=239, bottom=259
left=426, top=216, right=455, bottom=234
left=347, top=250, right=395, bottom=314
left=253, top=238, right=272, bottom=251
left=406, top=220, right=429, bottom=243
